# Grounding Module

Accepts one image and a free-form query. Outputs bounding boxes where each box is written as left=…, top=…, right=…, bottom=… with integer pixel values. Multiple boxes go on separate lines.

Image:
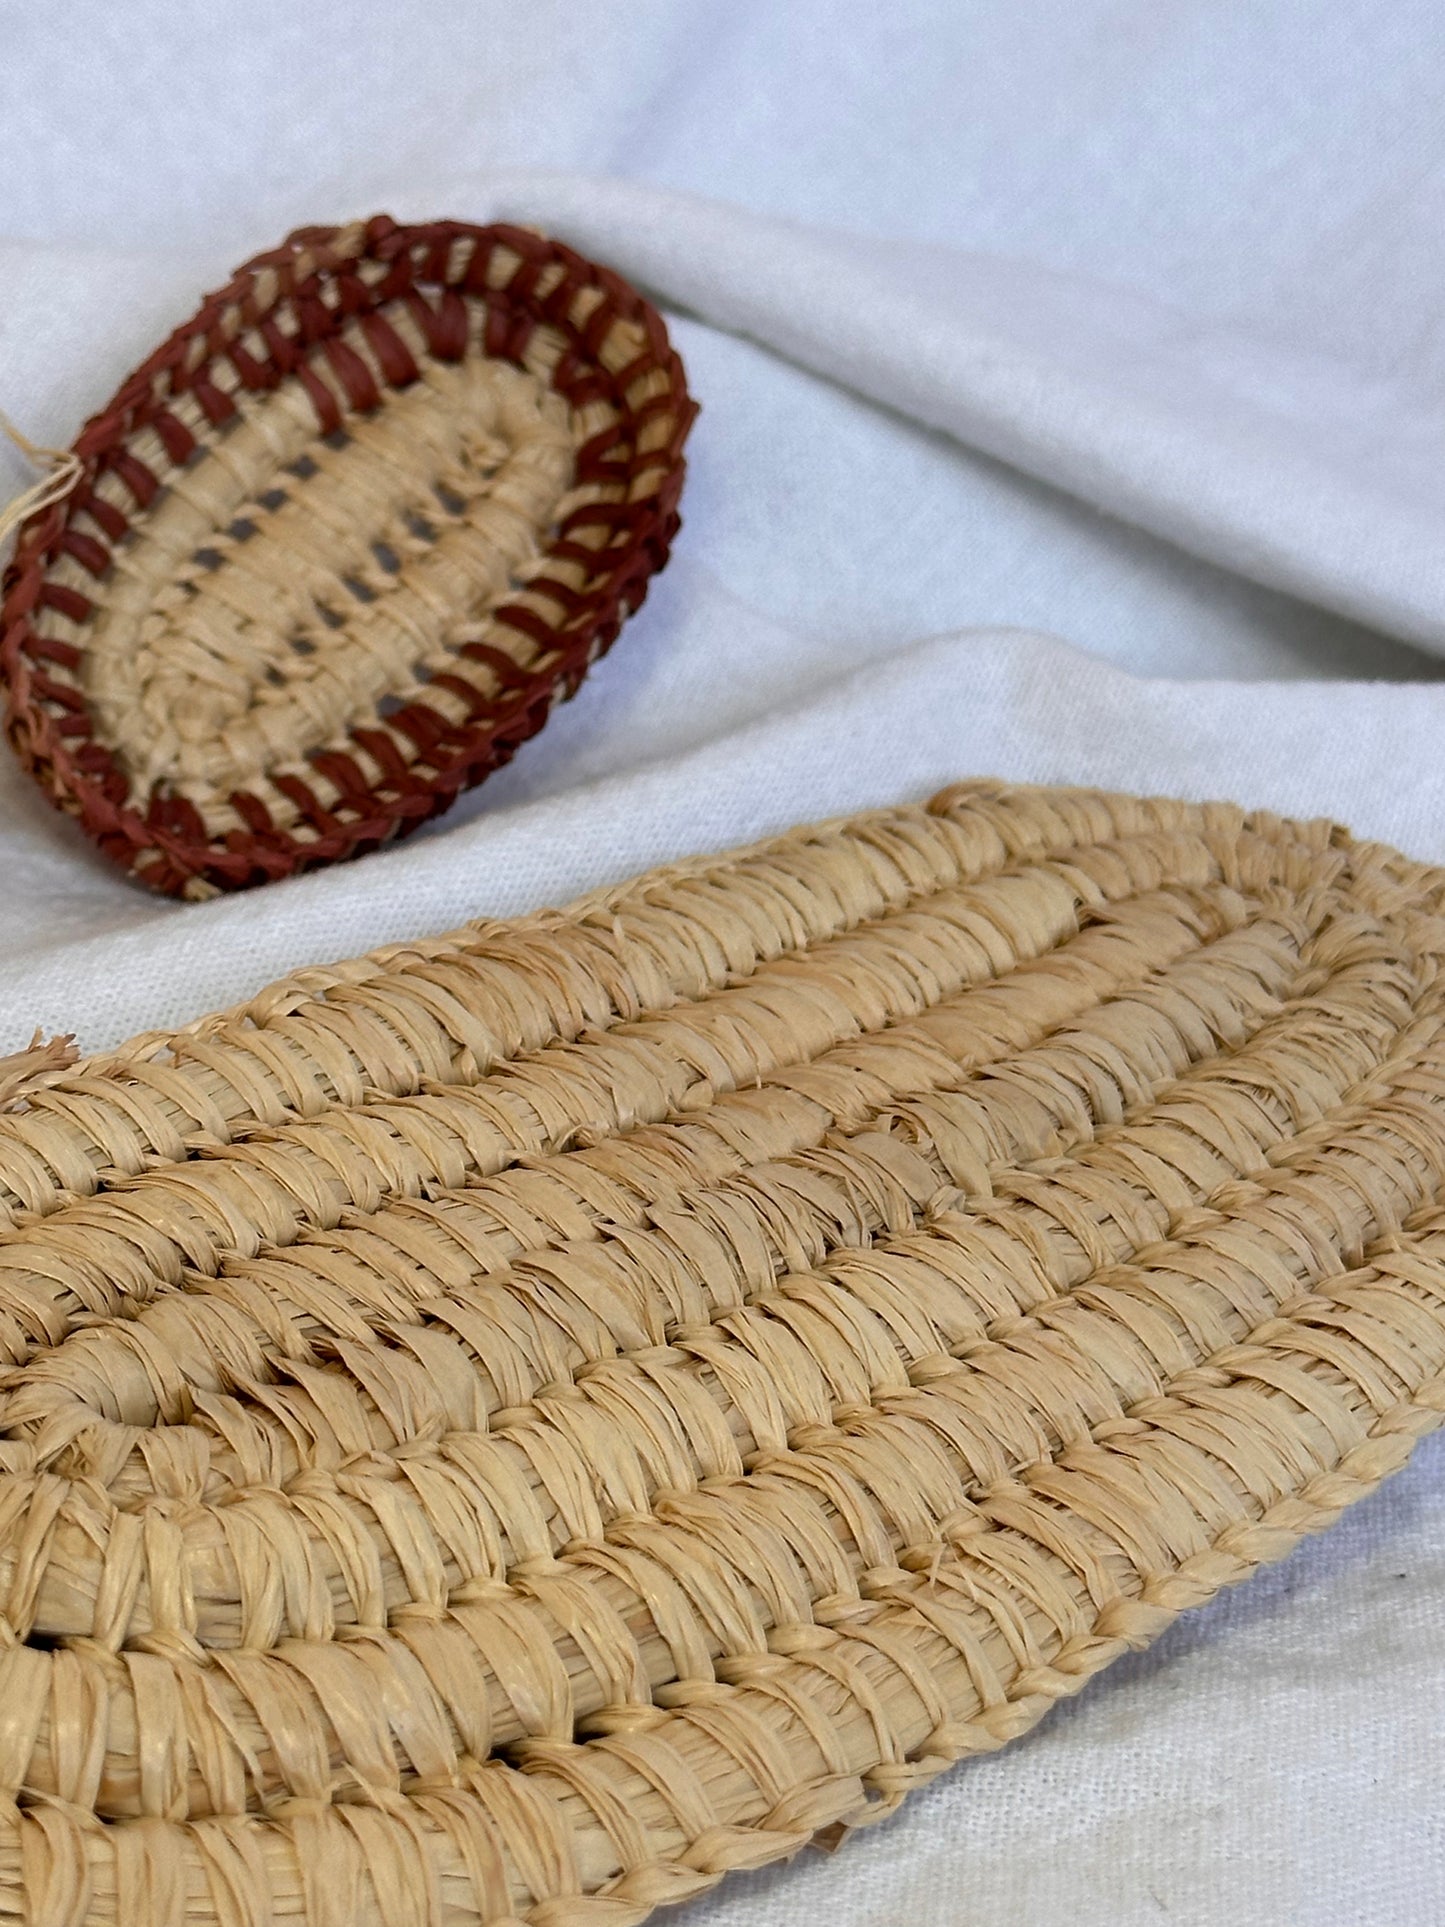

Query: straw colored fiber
left=0, top=215, right=695, bottom=898
left=1, top=777, right=1444, bottom=1925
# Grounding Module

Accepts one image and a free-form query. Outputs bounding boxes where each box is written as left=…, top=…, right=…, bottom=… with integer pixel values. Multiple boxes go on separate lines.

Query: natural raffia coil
left=1, top=778, right=1444, bottom=1924
left=0, top=215, right=695, bottom=898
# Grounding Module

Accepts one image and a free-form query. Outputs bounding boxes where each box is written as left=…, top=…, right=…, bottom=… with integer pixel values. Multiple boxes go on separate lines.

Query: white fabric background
left=3, top=4, right=1444, bottom=1920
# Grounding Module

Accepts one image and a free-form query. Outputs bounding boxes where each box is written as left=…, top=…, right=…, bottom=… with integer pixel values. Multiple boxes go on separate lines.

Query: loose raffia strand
left=0, top=407, right=83, bottom=550
left=0, top=1028, right=78, bottom=1109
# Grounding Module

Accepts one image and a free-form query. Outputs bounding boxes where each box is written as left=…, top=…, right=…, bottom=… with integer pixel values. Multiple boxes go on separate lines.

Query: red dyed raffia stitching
left=0, top=215, right=696, bottom=896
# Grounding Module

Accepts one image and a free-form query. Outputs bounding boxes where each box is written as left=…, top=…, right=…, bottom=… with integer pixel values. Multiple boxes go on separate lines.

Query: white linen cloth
left=3, top=4, right=1444, bottom=1919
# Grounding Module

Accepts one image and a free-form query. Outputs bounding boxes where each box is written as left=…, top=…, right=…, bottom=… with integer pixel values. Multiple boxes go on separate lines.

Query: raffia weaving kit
left=3, top=223, right=1445, bottom=1927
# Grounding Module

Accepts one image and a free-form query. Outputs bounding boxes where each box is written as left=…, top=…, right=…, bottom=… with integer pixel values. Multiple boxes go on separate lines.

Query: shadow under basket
left=0, top=215, right=696, bottom=898
left=1, top=778, right=1445, bottom=1924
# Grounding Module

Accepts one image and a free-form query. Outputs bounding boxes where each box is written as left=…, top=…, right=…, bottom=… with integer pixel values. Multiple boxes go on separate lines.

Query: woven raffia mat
left=2, top=777, right=1445, bottom=1924
left=0, top=215, right=694, bottom=899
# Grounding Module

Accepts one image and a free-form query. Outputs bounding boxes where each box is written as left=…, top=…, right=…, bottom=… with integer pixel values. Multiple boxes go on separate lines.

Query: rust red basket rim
left=0, top=214, right=697, bottom=897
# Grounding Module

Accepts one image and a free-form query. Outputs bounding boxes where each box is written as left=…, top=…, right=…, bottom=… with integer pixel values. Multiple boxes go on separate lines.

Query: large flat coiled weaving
left=1, top=778, right=1444, bottom=1925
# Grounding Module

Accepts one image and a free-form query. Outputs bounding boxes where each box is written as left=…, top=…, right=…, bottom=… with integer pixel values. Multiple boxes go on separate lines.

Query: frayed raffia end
left=809, top=1823, right=851, bottom=1855
left=0, top=406, right=81, bottom=550
left=0, top=1029, right=78, bottom=1108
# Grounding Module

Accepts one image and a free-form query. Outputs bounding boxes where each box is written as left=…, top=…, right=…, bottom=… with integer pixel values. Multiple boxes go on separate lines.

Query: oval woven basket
left=0, top=216, right=695, bottom=899
left=1, top=778, right=1444, bottom=1925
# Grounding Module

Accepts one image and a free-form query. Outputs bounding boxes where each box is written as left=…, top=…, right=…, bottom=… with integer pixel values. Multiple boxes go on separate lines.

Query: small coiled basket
left=0, top=216, right=695, bottom=898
